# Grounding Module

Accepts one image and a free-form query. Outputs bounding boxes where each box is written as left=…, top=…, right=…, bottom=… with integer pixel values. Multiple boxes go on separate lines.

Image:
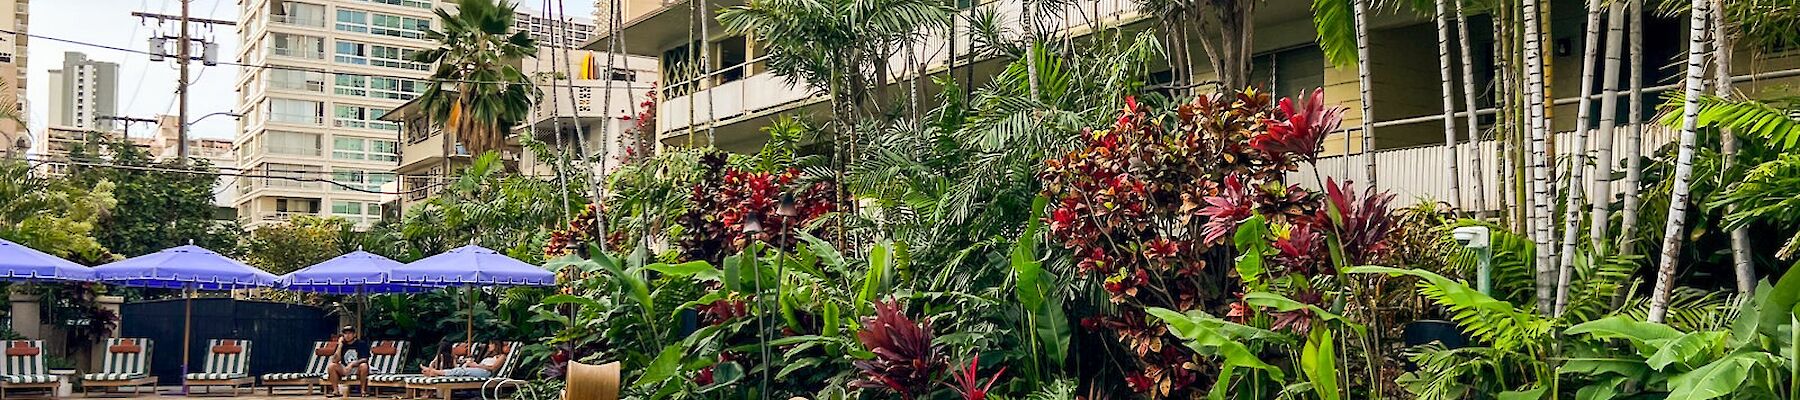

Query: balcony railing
left=270, top=47, right=326, bottom=60
left=271, top=14, right=326, bottom=28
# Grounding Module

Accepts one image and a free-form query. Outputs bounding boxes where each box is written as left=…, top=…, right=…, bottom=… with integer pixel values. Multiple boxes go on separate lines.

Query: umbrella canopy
left=0, top=239, right=95, bottom=282
left=389, top=245, right=555, bottom=287
left=92, top=245, right=279, bottom=290
left=279, top=250, right=426, bottom=294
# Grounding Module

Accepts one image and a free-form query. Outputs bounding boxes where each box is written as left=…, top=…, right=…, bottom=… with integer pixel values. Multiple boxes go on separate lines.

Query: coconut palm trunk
left=1434, top=0, right=1462, bottom=210
left=1712, top=0, right=1754, bottom=294
left=1523, top=0, right=1556, bottom=314
left=1589, top=1, right=1627, bottom=253
left=1455, top=0, right=1484, bottom=214
left=1648, top=0, right=1712, bottom=324
left=1618, top=0, right=1645, bottom=255
left=1554, top=0, right=1606, bottom=316
left=1354, top=0, right=1376, bottom=186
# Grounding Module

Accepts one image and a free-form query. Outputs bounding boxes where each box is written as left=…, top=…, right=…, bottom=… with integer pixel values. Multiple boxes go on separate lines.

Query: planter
left=1402, top=319, right=1469, bottom=349
left=49, top=369, right=74, bottom=397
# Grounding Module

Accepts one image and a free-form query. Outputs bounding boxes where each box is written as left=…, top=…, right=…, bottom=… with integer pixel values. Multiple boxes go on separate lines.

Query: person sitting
left=324, top=326, right=371, bottom=397
left=419, top=340, right=507, bottom=378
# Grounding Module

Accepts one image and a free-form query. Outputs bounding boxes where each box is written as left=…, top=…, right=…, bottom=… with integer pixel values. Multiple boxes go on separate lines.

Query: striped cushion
left=260, top=372, right=322, bottom=381
left=2, top=375, right=57, bottom=384
left=0, top=341, right=45, bottom=377
left=82, top=372, right=146, bottom=381
left=185, top=372, right=247, bottom=380
left=405, top=376, right=490, bottom=385
left=369, top=374, right=417, bottom=383
left=95, top=338, right=152, bottom=378
left=199, top=339, right=251, bottom=376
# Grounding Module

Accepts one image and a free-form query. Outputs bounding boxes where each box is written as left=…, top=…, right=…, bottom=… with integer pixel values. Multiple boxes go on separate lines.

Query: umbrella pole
left=181, top=285, right=193, bottom=395
left=465, top=286, right=474, bottom=345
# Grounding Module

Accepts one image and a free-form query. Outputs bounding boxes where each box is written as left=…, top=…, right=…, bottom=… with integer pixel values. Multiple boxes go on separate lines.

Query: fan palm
left=412, top=0, right=538, bottom=157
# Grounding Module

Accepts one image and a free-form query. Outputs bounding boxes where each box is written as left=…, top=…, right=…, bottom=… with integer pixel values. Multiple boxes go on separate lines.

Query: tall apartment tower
left=46, top=52, right=120, bottom=132
left=232, top=0, right=437, bottom=229
left=0, top=0, right=27, bottom=157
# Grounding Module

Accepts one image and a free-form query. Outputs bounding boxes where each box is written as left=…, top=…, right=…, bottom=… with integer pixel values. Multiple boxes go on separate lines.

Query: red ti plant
left=945, top=355, right=1005, bottom=400
left=851, top=300, right=944, bottom=400
left=1252, top=87, right=1341, bottom=168
left=676, top=152, right=837, bottom=264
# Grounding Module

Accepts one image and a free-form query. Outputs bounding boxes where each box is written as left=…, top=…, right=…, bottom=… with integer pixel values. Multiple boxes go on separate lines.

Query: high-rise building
left=0, top=0, right=27, bottom=158
left=45, top=52, right=120, bottom=132
left=232, top=0, right=438, bottom=229
left=513, top=5, right=595, bottom=48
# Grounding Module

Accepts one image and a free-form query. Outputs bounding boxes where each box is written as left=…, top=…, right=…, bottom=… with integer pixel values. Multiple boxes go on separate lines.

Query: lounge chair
left=0, top=340, right=58, bottom=399
left=331, top=340, right=408, bottom=396
left=367, top=341, right=462, bottom=396
left=258, top=341, right=332, bottom=395
left=184, top=339, right=254, bottom=395
left=80, top=338, right=156, bottom=396
left=403, top=341, right=523, bottom=399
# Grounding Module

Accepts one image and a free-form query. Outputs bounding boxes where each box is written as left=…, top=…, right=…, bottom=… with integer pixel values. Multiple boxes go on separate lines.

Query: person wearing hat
left=325, top=326, right=372, bottom=397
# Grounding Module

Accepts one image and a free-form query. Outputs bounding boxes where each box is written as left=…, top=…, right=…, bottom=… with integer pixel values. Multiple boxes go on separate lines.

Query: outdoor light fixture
left=743, top=213, right=764, bottom=234
left=1451, top=226, right=1493, bottom=295
left=776, top=193, right=799, bottom=218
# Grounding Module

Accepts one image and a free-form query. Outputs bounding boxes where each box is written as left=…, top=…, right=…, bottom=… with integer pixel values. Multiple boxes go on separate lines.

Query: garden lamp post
left=1452, top=226, right=1492, bottom=295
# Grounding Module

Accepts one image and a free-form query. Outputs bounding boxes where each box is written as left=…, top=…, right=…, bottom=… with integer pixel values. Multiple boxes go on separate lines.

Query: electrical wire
left=19, top=155, right=445, bottom=195
left=1, top=28, right=657, bottom=90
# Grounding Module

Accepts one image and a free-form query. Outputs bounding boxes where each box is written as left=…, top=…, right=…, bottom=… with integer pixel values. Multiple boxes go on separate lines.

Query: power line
left=22, top=155, right=444, bottom=195
left=2, top=28, right=656, bottom=90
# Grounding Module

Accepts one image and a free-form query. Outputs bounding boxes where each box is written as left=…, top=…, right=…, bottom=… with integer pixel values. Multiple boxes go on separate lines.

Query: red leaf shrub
left=851, top=301, right=943, bottom=400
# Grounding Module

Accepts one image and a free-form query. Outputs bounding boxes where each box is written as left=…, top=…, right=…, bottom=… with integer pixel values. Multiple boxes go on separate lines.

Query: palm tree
left=412, top=0, right=538, bottom=158
left=1523, top=0, right=1555, bottom=314
left=1711, top=0, right=1754, bottom=294
left=1618, top=0, right=1645, bottom=256
left=1433, top=0, right=1461, bottom=210
left=1554, top=0, right=1606, bottom=316
left=1354, top=0, right=1376, bottom=185
left=1455, top=0, right=1484, bottom=214
left=1588, top=0, right=1626, bottom=256
left=1647, top=0, right=1713, bottom=323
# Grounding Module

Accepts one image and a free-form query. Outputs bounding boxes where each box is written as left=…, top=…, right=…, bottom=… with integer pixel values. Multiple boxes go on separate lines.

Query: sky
left=26, top=0, right=596, bottom=141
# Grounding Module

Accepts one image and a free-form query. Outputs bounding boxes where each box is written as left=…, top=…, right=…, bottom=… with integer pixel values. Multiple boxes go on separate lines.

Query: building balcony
left=643, top=0, right=1146, bottom=151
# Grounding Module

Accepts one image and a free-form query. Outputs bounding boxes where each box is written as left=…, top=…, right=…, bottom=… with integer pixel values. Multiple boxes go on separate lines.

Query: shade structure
left=0, top=238, right=95, bottom=282
left=92, top=245, right=279, bottom=290
left=388, top=245, right=555, bottom=287
left=279, top=250, right=424, bottom=294
left=91, top=244, right=276, bottom=394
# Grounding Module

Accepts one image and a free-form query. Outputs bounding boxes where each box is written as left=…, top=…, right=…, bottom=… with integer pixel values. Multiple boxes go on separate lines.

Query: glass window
left=335, top=9, right=369, bottom=33
left=353, top=0, right=430, bottom=9
left=334, top=74, right=368, bottom=96
left=331, top=137, right=399, bottom=162
left=269, top=69, right=327, bottom=92
left=273, top=1, right=326, bottom=27
left=335, top=41, right=367, bottom=65
left=333, top=136, right=366, bottom=160
left=268, top=98, right=323, bottom=125
left=266, top=131, right=322, bottom=156
left=270, top=33, right=326, bottom=59
left=333, top=104, right=397, bottom=131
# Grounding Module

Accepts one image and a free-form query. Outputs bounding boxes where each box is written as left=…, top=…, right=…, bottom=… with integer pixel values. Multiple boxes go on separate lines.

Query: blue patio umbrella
left=92, top=244, right=278, bottom=393
left=389, top=245, right=555, bottom=343
left=0, top=238, right=95, bottom=282
left=280, top=249, right=424, bottom=336
left=279, top=250, right=418, bottom=294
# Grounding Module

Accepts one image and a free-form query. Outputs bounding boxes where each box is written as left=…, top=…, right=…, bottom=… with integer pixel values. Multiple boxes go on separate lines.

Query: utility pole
left=134, top=5, right=233, bottom=164
left=97, top=115, right=159, bottom=139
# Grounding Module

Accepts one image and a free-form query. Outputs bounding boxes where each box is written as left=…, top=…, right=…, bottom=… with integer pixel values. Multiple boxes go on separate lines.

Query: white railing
left=1290, top=124, right=1679, bottom=212
left=654, top=0, right=1145, bottom=136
